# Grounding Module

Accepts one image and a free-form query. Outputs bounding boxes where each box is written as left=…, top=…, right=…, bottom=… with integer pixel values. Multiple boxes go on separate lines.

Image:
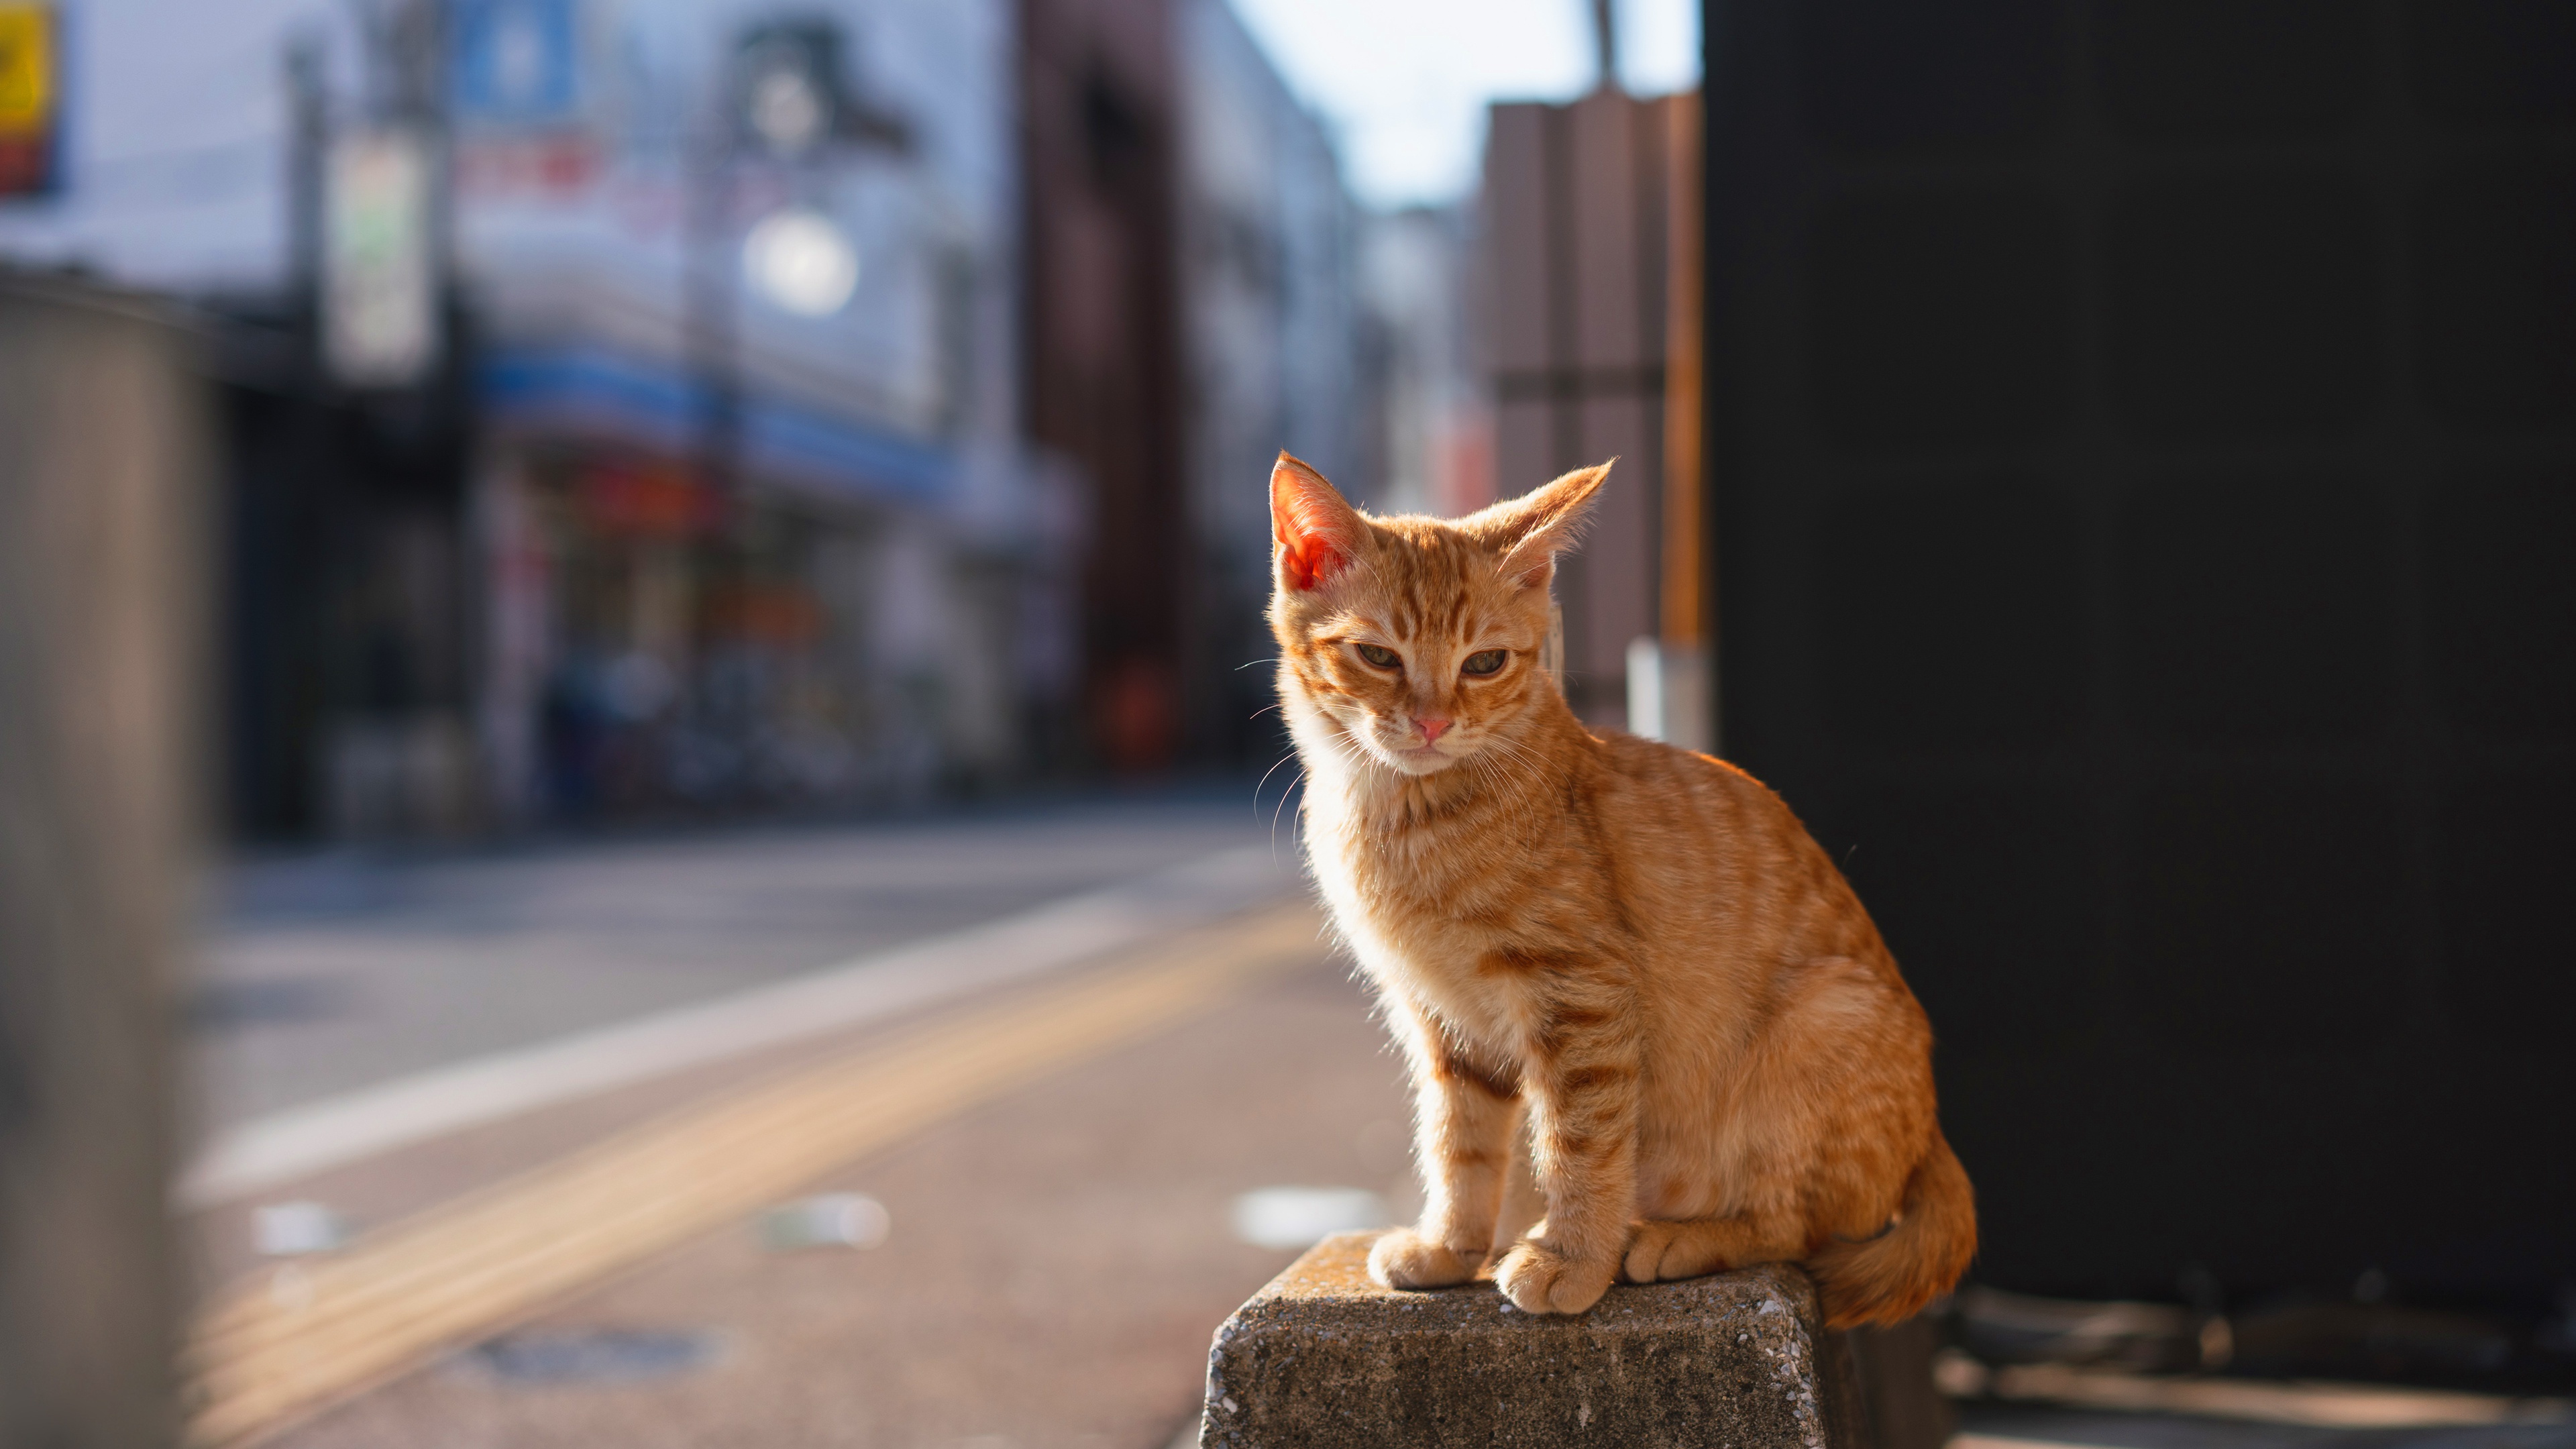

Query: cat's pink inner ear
left=1272, top=455, right=1354, bottom=591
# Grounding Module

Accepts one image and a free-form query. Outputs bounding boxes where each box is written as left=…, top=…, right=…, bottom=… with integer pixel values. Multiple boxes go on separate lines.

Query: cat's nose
left=1416, top=716, right=1452, bottom=743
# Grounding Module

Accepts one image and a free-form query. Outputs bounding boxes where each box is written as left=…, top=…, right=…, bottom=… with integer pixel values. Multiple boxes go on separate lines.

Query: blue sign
left=452, top=0, right=578, bottom=123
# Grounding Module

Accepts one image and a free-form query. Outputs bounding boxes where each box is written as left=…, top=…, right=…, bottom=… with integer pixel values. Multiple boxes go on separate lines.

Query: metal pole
left=1591, top=0, right=1619, bottom=93
left=688, top=76, right=741, bottom=497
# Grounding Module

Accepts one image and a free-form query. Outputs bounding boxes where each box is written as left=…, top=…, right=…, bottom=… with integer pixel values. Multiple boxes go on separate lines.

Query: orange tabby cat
left=1269, top=451, right=1974, bottom=1326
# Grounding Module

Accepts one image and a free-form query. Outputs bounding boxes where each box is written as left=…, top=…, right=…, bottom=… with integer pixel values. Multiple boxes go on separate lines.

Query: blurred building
left=1477, top=85, right=1702, bottom=735
left=452, top=0, right=1066, bottom=827
left=1175, top=0, right=1365, bottom=767
left=1018, top=0, right=1183, bottom=776
left=0, top=0, right=1067, bottom=836
left=1358, top=205, right=1491, bottom=524
left=1, top=0, right=1378, bottom=833
left=1019, top=0, right=1370, bottom=775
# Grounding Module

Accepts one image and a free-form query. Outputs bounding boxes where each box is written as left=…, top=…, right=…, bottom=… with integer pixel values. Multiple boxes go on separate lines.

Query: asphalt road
left=193, top=789, right=1301, bottom=1130
left=260, top=920, right=1413, bottom=1449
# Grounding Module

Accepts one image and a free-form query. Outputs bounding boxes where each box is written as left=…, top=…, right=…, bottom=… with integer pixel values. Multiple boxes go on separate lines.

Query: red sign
left=455, top=133, right=603, bottom=199
left=578, top=464, right=724, bottom=539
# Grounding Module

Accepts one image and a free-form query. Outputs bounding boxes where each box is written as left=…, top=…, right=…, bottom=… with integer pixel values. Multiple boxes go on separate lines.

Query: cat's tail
left=1809, top=1128, right=1976, bottom=1329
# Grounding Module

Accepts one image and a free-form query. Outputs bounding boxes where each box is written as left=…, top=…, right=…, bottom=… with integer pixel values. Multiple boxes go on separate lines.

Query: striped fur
left=1268, top=453, right=1974, bottom=1325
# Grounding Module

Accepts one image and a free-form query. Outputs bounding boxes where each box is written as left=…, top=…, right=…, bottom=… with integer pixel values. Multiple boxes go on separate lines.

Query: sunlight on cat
left=1267, top=451, right=1974, bottom=1324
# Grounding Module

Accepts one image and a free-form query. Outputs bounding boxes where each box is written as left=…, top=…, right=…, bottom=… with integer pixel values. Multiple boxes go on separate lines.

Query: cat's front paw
left=1368, top=1228, right=1481, bottom=1290
left=1495, top=1238, right=1615, bottom=1315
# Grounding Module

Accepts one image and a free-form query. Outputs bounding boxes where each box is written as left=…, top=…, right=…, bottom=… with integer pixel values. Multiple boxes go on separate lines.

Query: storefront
left=473, top=350, right=1074, bottom=826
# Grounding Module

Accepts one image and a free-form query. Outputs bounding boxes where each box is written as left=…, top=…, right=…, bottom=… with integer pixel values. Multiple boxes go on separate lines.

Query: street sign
left=324, top=129, right=440, bottom=387
left=452, top=0, right=578, bottom=124
left=0, top=3, right=57, bottom=198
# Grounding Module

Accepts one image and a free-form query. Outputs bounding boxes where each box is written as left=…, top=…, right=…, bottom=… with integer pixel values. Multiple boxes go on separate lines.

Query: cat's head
left=1267, top=452, right=1609, bottom=777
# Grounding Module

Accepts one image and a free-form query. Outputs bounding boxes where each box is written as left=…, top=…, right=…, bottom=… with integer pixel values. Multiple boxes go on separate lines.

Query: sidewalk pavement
left=234, top=908, right=1415, bottom=1449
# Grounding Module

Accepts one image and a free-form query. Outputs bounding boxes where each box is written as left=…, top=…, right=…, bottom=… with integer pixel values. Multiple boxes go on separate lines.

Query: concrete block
left=1200, top=1231, right=1865, bottom=1449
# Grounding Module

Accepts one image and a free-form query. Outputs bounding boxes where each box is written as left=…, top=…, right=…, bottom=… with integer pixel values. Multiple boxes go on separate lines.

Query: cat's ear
left=1272, top=452, right=1363, bottom=592
left=1470, top=460, right=1613, bottom=590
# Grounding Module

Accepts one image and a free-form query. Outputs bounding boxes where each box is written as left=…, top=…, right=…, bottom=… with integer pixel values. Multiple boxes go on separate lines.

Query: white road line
left=178, top=847, right=1299, bottom=1208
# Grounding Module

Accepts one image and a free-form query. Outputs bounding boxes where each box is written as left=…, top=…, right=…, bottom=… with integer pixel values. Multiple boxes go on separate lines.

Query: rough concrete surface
left=1201, top=1232, right=1862, bottom=1449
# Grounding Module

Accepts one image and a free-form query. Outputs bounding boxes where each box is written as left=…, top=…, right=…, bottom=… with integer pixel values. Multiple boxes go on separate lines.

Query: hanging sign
left=452, top=0, right=579, bottom=124
left=324, top=129, right=441, bottom=387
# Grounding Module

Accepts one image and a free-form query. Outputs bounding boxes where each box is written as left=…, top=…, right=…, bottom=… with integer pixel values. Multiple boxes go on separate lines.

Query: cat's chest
left=1305, top=816, right=1527, bottom=1030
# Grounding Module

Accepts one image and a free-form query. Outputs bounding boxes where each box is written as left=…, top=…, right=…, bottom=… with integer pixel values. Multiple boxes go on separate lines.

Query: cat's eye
left=1462, top=649, right=1507, bottom=676
left=1356, top=643, right=1401, bottom=669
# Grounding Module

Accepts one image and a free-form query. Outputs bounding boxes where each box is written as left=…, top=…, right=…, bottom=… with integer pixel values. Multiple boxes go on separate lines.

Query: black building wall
left=1702, top=0, right=2574, bottom=1306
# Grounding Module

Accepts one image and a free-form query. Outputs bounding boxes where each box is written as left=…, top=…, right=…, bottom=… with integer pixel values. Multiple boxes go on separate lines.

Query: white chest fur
left=1287, top=699, right=1532, bottom=1041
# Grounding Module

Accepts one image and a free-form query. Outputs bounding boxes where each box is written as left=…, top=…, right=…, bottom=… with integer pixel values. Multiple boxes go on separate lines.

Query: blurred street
left=248, top=904, right=1407, bottom=1449
left=180, top=788, right=1432, bottom=1449
left=195, top=790, right=1300, bottom=1128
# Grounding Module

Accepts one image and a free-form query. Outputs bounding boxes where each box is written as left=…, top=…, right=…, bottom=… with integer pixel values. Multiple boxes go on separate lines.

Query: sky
left=1226, top=0, right=1702, bottom=212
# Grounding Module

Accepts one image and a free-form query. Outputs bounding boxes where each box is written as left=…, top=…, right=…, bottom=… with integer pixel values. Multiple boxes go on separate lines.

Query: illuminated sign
left=0, top=3, right=57, bottom=198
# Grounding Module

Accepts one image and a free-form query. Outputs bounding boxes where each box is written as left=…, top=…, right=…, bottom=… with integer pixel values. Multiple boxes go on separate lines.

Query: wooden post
left=1659, top=91, right=1703, bottom=657
left=0, top=270, right=207, bottom=1448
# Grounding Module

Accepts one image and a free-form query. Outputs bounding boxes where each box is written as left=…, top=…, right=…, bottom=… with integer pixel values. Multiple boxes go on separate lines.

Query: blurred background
left=0, top=0, right=2569, bottom=1446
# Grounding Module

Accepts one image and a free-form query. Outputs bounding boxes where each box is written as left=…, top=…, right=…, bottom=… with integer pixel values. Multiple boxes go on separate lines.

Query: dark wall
left=1702, top=0, right=2575, bottom=1305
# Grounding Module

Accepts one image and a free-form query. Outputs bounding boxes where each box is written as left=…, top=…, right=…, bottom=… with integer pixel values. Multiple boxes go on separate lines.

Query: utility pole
left=387, top=0, right=454, bottom=350
left=280, top=31, right=335, bottom=834
left=1591, top=0, right=1619, bottom=93
left=687, top=88, right=741, bottom=500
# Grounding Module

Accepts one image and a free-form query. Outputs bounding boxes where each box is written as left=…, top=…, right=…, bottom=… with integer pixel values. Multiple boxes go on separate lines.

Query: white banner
left=325, top=129, right=439, bottom=387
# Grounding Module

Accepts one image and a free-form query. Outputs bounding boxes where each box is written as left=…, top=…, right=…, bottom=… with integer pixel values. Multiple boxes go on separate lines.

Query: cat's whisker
left=1252, top=748, right=1303, bottom=812
left=1470, top=733, right=1548, bottom=795
left=1490, top=730, right=1554, bottom=775
left=1269, top=763, right=1306, bottom=865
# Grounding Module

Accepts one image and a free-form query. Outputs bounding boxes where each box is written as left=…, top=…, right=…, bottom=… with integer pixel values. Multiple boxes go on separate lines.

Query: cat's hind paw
left=1621, top=1219, right=1732, bottom=1283
left=1495, top=1239, right=1615, bottom=1315
left=1367, top=1228, right=1481, bottom=1290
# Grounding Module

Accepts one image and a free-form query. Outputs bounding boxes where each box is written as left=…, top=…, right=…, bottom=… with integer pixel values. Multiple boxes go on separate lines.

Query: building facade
left=1018, top=0, right=1371, bottom=775
left=455, top=0, right=1068, bottom=826
left=1, top=0, right=1377, bottom=830
left=1477, top=87, right=1703, bottom=737
left=1174, top=0, right=1366, bottom=768
left=0, top=0, right=1071, bottom=835
left=1016, top=0, right=1186, bottom=775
